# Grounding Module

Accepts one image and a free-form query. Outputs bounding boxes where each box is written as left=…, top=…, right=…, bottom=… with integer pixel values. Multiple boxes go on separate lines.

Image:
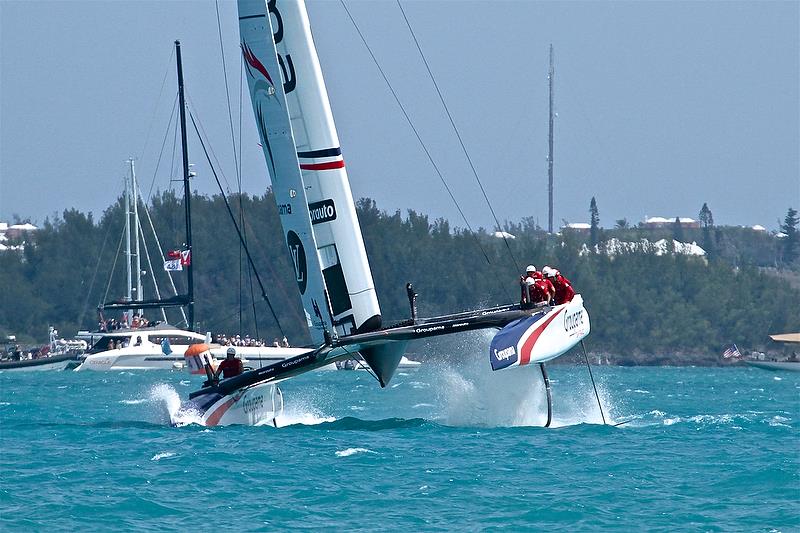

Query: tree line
left=1, top=191, right=797, bottom=364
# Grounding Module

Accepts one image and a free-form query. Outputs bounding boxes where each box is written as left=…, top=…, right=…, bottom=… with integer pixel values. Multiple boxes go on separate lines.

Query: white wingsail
left=238, top=0, right=382, bottom=341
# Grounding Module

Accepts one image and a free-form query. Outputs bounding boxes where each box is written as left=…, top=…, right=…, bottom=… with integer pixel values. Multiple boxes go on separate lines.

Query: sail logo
left=242, top=42, right=275, bottom=91
left=267, top=0, right=297, bottom=94
left=308, top=199, right=336, bottom=225
left=286, top=231, right=307, bottom=294
left=278, top=203, right=292, bottom=215
left=493, top=345, right=517, bottom=361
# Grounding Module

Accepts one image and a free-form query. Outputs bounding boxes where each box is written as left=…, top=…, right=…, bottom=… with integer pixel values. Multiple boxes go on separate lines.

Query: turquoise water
left=1, top=358, right=798, bottom=531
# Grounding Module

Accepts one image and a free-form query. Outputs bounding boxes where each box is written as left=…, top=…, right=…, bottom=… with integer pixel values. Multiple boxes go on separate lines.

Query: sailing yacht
left=75, top=41, right=304, bottom=372
left=172, top=0, right=591, bottom=427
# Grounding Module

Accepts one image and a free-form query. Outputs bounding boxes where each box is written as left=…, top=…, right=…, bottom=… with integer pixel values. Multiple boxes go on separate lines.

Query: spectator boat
left=74, top=324, right=306, bottom=371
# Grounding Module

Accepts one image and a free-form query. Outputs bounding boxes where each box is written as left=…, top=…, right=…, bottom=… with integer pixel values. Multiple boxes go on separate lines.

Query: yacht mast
left=548, top=44, right=554, bottom=234
left=129, top=157, right=143, bottom=316
left=124, top=168, right=133, bottom=302
left=176, top=40, right=194, bottom=330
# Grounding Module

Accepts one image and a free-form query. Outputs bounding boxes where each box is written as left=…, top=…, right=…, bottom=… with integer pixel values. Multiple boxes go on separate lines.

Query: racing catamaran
left=173, top=0, right=591, bottom=427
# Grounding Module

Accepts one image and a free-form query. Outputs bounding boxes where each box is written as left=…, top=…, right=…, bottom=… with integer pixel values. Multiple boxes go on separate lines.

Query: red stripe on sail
left=299, top=160, right=345, bottom=171
left=519, top=307, right=565, bottom=366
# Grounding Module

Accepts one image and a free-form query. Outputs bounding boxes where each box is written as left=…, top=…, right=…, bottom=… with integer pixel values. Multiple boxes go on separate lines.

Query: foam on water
left=335, top=447, right=375, bottom=457
left=146, top=383, right=203, bottom=427
left=119, top=398, right=148, bottom=405
left=277, top=402, right=336, bottom=428
left=427, top=330, right=620, bottom=428
left=151, top=452, right=176, bottom=461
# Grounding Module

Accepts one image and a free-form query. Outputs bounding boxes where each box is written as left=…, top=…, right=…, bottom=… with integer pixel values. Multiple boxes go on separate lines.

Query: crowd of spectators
left=212, top=334, right=290, bottom=348
left=99, top=314, right=160, bottom=332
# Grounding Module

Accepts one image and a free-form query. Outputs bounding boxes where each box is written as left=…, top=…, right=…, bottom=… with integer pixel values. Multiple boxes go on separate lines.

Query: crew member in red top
left=215, top=347, right=244, bottom=380
left=544, top=267, right=575, bottom=304
left=520, top=265, right=543, bottom=305
left=527, top=275, right=555, bottom=305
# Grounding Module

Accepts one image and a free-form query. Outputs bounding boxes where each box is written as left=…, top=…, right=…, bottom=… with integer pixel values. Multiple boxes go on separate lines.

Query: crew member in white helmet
left=520, top=265, right=543, bottom=305
left=215, top=347, right=244, bottom=380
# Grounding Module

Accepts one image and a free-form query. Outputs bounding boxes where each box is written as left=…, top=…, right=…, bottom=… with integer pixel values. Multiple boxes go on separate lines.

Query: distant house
left=580, top=237, right=706, bottom=258
left=6, top=223, right=39, bottom=239
left=751, top=224, right=766, bottom=232
left=492, top=231, right=516, bottom=240
left=561, top=222, right=591, bottom=233
left=0, top=221, right=38, bottom=251
left=642, top=216, right=700, bottom=229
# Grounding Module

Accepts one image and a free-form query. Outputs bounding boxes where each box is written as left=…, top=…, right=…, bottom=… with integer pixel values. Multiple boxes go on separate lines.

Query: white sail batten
left=254, top=0, right=382, bottom=336
left=238, top=0, right=334, bottom=344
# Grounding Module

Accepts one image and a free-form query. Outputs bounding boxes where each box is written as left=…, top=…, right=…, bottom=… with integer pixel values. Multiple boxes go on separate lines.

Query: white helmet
left=525, top=265, right=537, bottom=273
left=226, top=347, right=236, bottom=356
left=543, top=266, right=556, bottom=277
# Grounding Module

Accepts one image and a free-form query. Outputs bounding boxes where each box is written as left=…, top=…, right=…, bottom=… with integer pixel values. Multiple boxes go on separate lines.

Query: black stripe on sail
left=239, top=14, right=266, bottom=20
left=297, top=147, right=341, bottom=159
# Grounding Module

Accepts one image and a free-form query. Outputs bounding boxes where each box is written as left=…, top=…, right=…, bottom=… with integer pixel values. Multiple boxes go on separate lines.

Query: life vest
left=218, top=358, right=243, bottom=379
left=552, top=274, right=575, bottom=304
left=528, top=278, right=553, bottom=303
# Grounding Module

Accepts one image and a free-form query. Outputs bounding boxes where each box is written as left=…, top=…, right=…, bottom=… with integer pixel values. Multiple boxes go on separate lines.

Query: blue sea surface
left=1, top=357, right=797, bottom=531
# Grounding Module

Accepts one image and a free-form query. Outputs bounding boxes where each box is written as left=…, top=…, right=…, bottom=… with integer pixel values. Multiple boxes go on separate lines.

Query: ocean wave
left=119, top=398, right=148, bottom=405
left=151, top=452, right=176, bottom=461
left=335, top=447, right=376, bottom=457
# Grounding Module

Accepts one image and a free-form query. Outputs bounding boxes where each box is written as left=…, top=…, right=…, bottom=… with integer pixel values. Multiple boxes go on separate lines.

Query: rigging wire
left=214, top=0, right=246, bottom=335
left=135, top=213, right=169, bottom=324
left=146, top=92, right=179, bottom=204
left=77, top=215, right=115, bottom=327
left=138, top=187, right=189, bottom=327
left=102, top=208, right=127, bottom=305
left=189, top=111, right=286, bottom=336
left=338, top=0, right=492, bottom=268
left=185, top=93, right=235, bottom=194
left=239, top=58, right=261, bottom=343
left=396, top=1, right=521, bottom=274
left=138, top=47, right=176, bottom=165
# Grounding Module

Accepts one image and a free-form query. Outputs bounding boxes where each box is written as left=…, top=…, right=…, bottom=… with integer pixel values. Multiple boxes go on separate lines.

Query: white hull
left=745, top=360, right=800, bottom=372
left=0, top=358, right=73, bottom=372
left=76, top=345, right=307, bottom=372
left=340, top=356, right=421, bottom=370
left=175, top=382, right=283, bottom=427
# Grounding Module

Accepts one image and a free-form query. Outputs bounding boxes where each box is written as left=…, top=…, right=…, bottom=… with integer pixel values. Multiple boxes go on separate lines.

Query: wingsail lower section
left=489, top=295, right=590, bottom=370
left=258, top=0, right=382, bottom=337
left=238, top=0, right=333, bottom=344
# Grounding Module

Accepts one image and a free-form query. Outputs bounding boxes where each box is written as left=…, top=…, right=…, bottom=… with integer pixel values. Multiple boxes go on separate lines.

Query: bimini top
left=769, top=333, right=800, bottom=344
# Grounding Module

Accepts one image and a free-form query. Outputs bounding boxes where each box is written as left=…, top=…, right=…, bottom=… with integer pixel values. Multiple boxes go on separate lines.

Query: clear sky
left=1, top=0, right=798, bottom=231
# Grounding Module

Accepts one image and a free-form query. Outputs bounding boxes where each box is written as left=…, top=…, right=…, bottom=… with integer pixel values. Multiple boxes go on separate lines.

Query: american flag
left=722, top=344, right=742, bottom=359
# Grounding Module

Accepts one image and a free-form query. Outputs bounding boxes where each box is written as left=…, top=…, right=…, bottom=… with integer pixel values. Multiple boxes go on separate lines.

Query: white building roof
left=752, top=224, right=766, bottom=231
left=644, top=216, right=696, bottom=224
left=492, top=231, right=516, bottom=239
left=0, top=222, right=8, bottom=231
left=579, top=237, right=706, bottom=257
left=564, top=222, right=591, bottom=230
left=8, top=223, right=38, bottom=231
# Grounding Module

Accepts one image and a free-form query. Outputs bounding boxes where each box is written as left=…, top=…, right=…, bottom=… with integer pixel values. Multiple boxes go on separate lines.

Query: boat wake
left=147, top=383, right=204, bottom=427
left=274, top=402, right=335, bottom=428
left=426, top=330, right=620, bottom=428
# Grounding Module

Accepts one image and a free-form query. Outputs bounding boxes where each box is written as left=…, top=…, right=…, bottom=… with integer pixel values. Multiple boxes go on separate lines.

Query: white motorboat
left=75, top=324, right=307, bottom=371
left=744, top=333, right=800, bottom=372
left=745, top=360, right=800, bottom=372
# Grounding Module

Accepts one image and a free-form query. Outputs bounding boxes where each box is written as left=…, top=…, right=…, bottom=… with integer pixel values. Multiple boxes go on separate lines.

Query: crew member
left=544, top=267, right=575, bottom=304
left=527, top=274, right=555, bottom=305
left=215, top=347, right=244, bottom=380
left=520, top=265, right=542, bottom=305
